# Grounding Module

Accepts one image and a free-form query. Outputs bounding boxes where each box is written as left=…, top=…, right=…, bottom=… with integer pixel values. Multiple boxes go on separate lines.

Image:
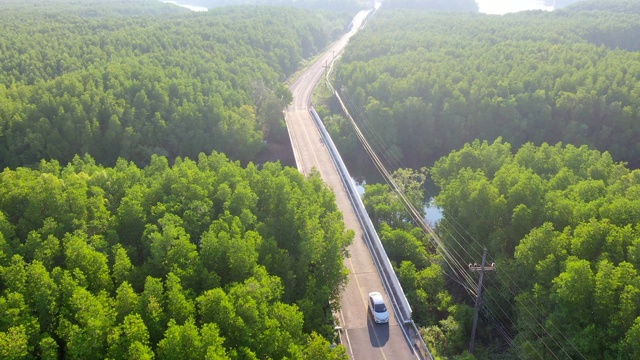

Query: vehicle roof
left=369, top=292, right=384, bottom=303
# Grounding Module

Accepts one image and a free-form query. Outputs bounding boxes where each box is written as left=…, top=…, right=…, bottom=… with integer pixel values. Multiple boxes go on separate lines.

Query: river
left=351, top=176, right=444, bottom=226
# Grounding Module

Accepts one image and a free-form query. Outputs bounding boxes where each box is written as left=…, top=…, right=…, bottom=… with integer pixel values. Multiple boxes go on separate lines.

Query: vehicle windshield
left=374, top=303, right=387, bottom=313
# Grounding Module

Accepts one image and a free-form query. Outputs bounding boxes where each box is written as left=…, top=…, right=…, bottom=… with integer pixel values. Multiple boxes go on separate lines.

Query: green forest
left=0, top=153, right=352, bottom=359
left=5, top=0, right=640, bottom=358
left=318, top=0, right=640, bottom=358
left=0, top=0, right=352, bottom=168
left=181, top=0, right=368, bottom=12
left=0, top=0, right=357, bottom=358
left=325, top=0, right=640, bottom=169
left=361, top=139, right=640, bottom=359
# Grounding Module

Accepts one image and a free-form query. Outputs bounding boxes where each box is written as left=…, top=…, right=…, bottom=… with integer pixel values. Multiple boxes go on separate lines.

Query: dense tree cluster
left=0, top=152, right=352, bottom=359
left=328, top=2, right=640, bottom=170
left=361, top=168, right=474, bottom=356
left=568, top=0, right=640, bottom=13
left=0, top=0, right=191, bottom=17
left=182, top=0, right=368, bottom=12
left=429, top=139, right=640, bottom=358
left=0, top=1, right=361, bottom=358
left=328, top=3, right=640, bottom=357
left=550, top=0, right=583, bottom=8
left=362, top=140, right=640, bottom=358
left=0, top=0, right=353, bottom=168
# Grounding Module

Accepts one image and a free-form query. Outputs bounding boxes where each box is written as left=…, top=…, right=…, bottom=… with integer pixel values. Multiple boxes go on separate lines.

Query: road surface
left=284, top=9, right=417, bottom=360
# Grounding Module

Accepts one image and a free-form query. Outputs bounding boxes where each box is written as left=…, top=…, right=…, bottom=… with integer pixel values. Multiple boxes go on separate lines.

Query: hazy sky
left=476, top=0, right=554, bottom=15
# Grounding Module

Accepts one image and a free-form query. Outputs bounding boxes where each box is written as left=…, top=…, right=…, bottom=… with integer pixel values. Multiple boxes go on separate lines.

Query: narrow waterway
left=351, top=177, right=444, bottom=227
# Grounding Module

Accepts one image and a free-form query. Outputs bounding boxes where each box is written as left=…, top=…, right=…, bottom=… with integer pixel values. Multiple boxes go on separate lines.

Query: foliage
left=0, top=0, right=353, bottom=168
left=330, top=3, right=640, bottom=170
left=182, top=0, right=368, bottom=12
left=0, top=152, right=352, bottom=359
left=430, top=139, right=640, bottom=358
left=568, top=0, right=640, bottom=14
left=361, top=138, right=640, bottom=357
left=0, top=0, right=191, bottom=17
left=361, top=167, right=469, bottom=355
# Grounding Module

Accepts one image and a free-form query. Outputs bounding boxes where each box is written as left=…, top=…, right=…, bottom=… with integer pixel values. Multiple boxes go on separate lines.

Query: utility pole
left=468, top=248, right=496, bottom=353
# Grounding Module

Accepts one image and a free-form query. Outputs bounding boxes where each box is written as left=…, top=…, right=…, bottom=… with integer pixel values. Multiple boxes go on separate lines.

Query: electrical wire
left=326, top=69, right=587, bottom=359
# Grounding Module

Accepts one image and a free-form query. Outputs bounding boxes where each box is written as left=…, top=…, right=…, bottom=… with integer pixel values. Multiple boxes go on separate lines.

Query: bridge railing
left=309, top=107, right=433, bottom=360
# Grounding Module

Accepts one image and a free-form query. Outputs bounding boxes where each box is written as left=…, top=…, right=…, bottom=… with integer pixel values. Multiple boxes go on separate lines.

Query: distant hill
left=176, top=0, right=369, bottom=11
left=546, top=0, right=584, bottom=8
left=566, top=0, right=640, bottom=13
left=0, top=0, right=189, bottom=16
left=382, top=0, right=478, bottom=11
left=0, top=2, right=353, bottom=168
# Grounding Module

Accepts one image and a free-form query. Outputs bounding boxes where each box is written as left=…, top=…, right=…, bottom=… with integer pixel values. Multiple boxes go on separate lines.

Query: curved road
left=284, top=9, right=417, bottom=360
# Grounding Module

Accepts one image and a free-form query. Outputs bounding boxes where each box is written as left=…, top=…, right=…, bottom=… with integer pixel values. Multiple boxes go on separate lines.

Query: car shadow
left=367, top=316, right=390, bottom=347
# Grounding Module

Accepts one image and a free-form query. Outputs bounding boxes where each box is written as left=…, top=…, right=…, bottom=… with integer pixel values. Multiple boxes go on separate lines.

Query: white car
left=368, top=291, right=390, bottom=324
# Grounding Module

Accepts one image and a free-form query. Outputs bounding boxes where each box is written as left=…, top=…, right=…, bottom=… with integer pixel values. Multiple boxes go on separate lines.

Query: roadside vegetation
left=0, top=153, right=352, bottom=359
left=179, top=0, right=369, bottom=12
left=328, top=1, right=640, bottom=169
left=362, top=139, right=640, bottom=359
left=0, top=0, right=355, bottom=358
left=0, top=0, right=352, bottom=168
left=321, top=0, right=640, bottom=358
left=5, top=0, right=640, bottom=358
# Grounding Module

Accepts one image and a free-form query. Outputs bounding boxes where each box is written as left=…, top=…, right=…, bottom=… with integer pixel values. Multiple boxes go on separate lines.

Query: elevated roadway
left=284, top=9, right=418, bottom=360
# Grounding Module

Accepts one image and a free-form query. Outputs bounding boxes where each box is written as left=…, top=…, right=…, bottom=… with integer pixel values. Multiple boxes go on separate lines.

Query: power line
left=326, top=73, right=587, bottom=359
